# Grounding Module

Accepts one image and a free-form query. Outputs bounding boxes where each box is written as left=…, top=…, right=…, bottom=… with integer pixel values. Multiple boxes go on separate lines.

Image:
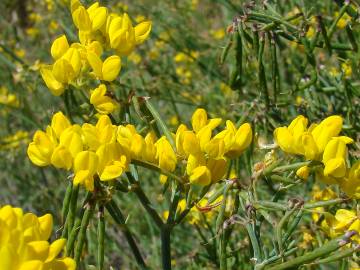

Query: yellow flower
left=87, top=52, right=121, bottom=81
left=72, top=2, right=107, bottom=32
left=96, top=142, right=128, bottom=181
left=73, top=150, right=99, bottom=191
left=40, top=66, right=65, bottom=96
left=90, top=84, right=118, bottom=114
left=311, top=186, right=337, bottom=201
left=340, top=161, right=360, bottom=198
left=334, top=209, right=356, bottom=228
left=51, top=111, right=71, bottom=139
left=296, top=165, right=310, bottom=180
left=274, top=115, right=344, bottom=160
left=214, top=121, right=252, bottom=158
left=274, top=115, right=308, bottom=155
left=51, top=35, right=70, bottom=60
left=53, top=48, right=82, bottom=83
left=134, top=20, right=152, bottom=45
left=311, top=115, right=343, bottom=154
left=83, top=115, right=117, bottom=151
left=155, top=136, right=177, bottom=173
left=117, top=124, right=145, bottom=159
left=189, top=166, right=211, bottom=186
left=174, top=51, right=198, bottom=63
left=322, top=136, right=353, bottom=178
left=107, top=13, right=134, bottom=55
left=207, top=158, right=227, bottom=183
left=27, top=129, right=56, bottom=167
left=0, top=205, right=76, bottom=270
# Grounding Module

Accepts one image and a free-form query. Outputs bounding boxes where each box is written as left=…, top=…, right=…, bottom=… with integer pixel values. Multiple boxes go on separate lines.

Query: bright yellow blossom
left=90, top=84, right=118, bottom=114
left=87, top=52, right=121, bottom=81
left=0, top=205, right=76, bottom=270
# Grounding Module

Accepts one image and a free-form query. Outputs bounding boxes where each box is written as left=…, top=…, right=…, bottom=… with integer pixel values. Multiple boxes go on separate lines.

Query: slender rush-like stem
left=67, top=184, right=79, bottom=238
left=126, top=172, right=164, bottom=228
left=74, top=201, right=95, bottom=265
left=105, top=199, right=147, bottom=269
left=97, top=205, right=105, bottom=270
left=264, top=233, right=355, bottom=270
left=161, top=225, right=172, bottom=270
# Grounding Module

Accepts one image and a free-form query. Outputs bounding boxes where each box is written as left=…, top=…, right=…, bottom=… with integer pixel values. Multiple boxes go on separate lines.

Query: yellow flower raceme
left=274, top=115, right=344, bottom=160
left=28, top=113, right=131, bottom=191
left=28, top=109, right=251, bottom=189
left=274, top=115, right=357, bottom=188
left=0, top=205, right=76, bottom=270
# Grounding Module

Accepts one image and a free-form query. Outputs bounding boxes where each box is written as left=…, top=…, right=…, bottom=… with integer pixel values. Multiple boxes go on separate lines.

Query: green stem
left=105, top=200, right=147, bottom=269
left=276, top=207, right=299, bottom=255
left=311, top=245, right=360, bottom=265
left=131, top=159, right=183, bottom=184
left=67, top=184, right=79, bottom=238
left=126, top=172, right=164, bottom=228
left=255, top=247, right=298, bottom=270
left=246, top=223, right=262, bottom=262
left=97, top=205, right=105, bottom=270
left=65, top=192, right=92, bottom=256
left=61, top=182, right=73, bottom=223
left=272, top=161, right=311, bottom=173
left=304, top=198, right=349, bottom=209
left=145, top=100, right=175, bottom=149
left=264, top=233, right=354, bottom=270
left=74, top=201, right=95, bottom=265
left=161, top=225, right=172, bottom=270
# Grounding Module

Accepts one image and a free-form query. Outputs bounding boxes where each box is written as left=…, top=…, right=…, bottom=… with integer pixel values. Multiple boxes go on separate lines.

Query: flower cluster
left=40, top=1, right=151, bottom=113
left=27, top=109, right=252, bottom=191
left=27, top=112, right=130, bottom=191
left=176, top=108, right=252, bottom=185
left=0, top=205, right=75, bottom=270
left=275, top=116, right=348, bottom=174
